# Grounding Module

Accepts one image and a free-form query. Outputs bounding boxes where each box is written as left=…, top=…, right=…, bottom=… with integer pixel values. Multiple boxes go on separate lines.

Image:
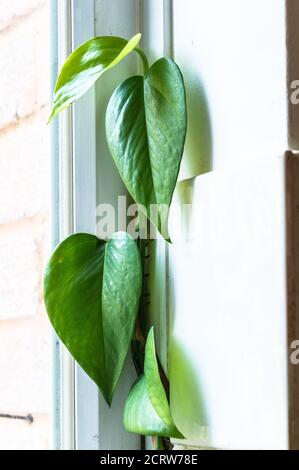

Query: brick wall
left=0, top=0, right=51, bottom=449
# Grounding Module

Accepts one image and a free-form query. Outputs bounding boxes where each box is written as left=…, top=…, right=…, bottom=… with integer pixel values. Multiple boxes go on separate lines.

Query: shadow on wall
left=179, top=73, right=213, bottom=180
left=169, top=338, right=210, bottom=444
left=170, top=74, right=213, bottom=241
left=168, top=76, right=212, bottom=443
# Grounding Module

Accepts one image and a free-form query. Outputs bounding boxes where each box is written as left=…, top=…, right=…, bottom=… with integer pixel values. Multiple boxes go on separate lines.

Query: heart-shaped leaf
left=48, top=34, right=141, bottom=122
left=106, top=58, right=187, bottom=241
left=124, top=327, right=184, bottom=438
left=44, top=231, right=141, bottom=405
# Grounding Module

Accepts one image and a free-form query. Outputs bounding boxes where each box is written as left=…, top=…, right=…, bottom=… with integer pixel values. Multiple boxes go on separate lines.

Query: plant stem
left=135, top=47, right=149, bottom=74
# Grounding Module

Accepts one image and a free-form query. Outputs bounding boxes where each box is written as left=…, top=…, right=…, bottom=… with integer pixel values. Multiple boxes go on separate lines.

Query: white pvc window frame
left=50, top=0, right=98, bottom=450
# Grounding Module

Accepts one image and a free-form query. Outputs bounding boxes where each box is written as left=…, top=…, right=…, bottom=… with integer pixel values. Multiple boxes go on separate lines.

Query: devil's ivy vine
left=44, top=33, right=187, bottom=442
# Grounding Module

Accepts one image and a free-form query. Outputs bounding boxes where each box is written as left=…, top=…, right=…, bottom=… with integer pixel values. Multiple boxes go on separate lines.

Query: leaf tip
left=103, top=389, right=113, bottom=408
left=147, top=326, right=155, bottom=341
left=133, top=32, right=142, bottom=43
left=47, top=108, right=56, bottom=124
left=171, top=426, right=186, bottom=440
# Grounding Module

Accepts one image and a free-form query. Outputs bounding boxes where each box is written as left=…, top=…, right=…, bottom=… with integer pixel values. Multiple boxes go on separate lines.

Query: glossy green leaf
left=48, top=33, right=141, bottom=122
left=106, top=58, right=187, bottom=240
left=144, top=328, right=174, bottom=428
left=44, top=231, right=141, bottom=405
left=124, top=328, right=184, bottom=438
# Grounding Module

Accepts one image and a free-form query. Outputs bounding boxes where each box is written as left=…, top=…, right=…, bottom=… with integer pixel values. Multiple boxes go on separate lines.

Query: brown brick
left=0, top=108, right=50, bottom=224
left=0, top=5, right=50, bottom=131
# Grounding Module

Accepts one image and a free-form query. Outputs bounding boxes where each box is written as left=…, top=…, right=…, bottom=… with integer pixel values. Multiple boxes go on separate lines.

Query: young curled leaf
left=44, top=232, right=142, bottom=405
left=124, top=327, right=184, bottom=438
left=48, top=33, right=141, bottom=122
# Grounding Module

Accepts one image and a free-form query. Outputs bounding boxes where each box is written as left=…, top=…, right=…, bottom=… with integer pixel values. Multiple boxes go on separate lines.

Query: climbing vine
left=44, top=33, right=187, bottom=442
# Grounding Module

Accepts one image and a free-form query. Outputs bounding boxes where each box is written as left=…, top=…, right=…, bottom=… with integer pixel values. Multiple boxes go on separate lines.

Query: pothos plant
left=44, top=33, right=187, bottom=443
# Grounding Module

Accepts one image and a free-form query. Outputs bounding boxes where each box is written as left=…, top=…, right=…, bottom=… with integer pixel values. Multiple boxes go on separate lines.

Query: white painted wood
left=138, top=0, right=172, bottom=376
left=57, top=0, right=76, bottom=451
left=140, top=0, right=164, bottom=61
left=94, top=0, right=141, bottom=450
left=139, top=2, right=169, bottom=450
left=71, top=0, right=100, bottom=450
left=163, top=0, right=173, bottom=58
left=168, top=0, right=289, bottom=449
left=169, top=159, right=288, bottom=449
left=173, top=0, right=287, bottom=179
left=49, top=0, right=62, bottom=450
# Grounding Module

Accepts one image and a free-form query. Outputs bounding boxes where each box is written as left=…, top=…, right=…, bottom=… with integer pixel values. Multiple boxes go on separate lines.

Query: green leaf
left=124, top=327, right=184, bottom=438
left=44, top=231, right=141, bottom=405
left=48, top=33, right=141, bottom=122
left=106, top=58, right=187, bottom=241
left=144, top=328, right=174, bottom=429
